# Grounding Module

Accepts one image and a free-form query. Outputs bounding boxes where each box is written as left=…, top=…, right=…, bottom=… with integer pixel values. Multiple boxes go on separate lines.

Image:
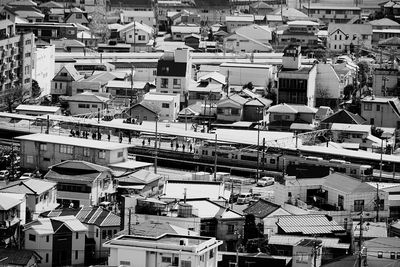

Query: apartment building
left=302, top=5, right=361, bottom=24
left=0, top=8, right=34, bottom=104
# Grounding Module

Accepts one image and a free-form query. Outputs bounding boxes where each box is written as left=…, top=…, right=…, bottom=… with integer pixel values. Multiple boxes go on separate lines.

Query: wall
left=224, top=34, right=271, bottom=53
left=361, top=101, right=400, bottom=127
left=219, top=64, right=274, bottom=87
left=24, top=230, right=53, bottom=267
left=122, top=28, right=150, bottom=45
left=372, top=69, right=399, bottom=96
left=33, top=186, right=58, bottom=215
left=71, top=231, right=86, bottom=265
left=306, top=65, right=317, bottom=107
left=68, top=101, right=107, bottom=116
left=316, top=63, right=341, bottom=99
left=33, top=45, right=55, bottom=96
left=263, top=208, right=291, bottom=237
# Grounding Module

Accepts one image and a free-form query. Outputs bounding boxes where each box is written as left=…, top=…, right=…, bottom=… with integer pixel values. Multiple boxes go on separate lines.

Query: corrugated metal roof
left=268, top=234, right=350, bottom=249
left=276, top=214, right=345, bottom=235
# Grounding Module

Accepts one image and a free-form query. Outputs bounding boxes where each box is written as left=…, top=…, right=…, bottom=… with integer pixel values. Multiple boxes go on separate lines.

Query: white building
left=361, top=96, right=400, bottom=128
left=24, top=216, right=87, bottom=267
left=328, top=23, right=373, bottom=53
left=171, top=25, right=201, bottom=41
left=104, top=233, right=222, bottom=267
left=120, top=10, right=156, bottom=27
left=118, top=21, right=154, bottom=51
left=143, top=92, right=180, bottom=121
left=33, top=44, right=55, bottom=96
left=225, top=15, right=254, bottom=33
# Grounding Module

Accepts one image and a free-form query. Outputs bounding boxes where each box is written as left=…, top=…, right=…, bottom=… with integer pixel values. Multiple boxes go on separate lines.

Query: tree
left=358, top=61, right=371, bottom=88
left=265, top=89, right=277, bottom=105
left=4, top=85, right=29, bottom=112
left=31, top=79, right=42, bottom=98
left=242, top=82, right=254, bottom=90
left=243, top=214, right=260, bottom=246
left=343, top=84, right=355, bottom=100
left=208, top=28, right=213, bottom=41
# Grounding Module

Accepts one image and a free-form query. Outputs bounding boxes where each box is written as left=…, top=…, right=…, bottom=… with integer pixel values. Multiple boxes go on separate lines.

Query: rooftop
left=330, top=123, right=371, bottom=132
left=323, top=173, right=378, bottom=194
left=276, top=214, right=345, bottom=235
left=0, top=249, right=41, bottom=266
left=163, top=180, right=230, bottom=200
left=243, top=199, right=281, bottom=219
left=16, top=133, right=133, bottom=150
left=116, top=169, right=161, bottom=185
left=0, top=178, right=56, bottom=196
left=24, top=215, right=87, bottom=235
left=15, top=104, right=60, bottom=113
left=116, top=221, right=198, bottom=237
left=268, top=235, right=350, bottom=249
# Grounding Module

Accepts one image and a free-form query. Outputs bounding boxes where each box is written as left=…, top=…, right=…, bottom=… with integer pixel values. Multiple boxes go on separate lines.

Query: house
left=169, top=198, right=244, bottom=251
left=268, top=235, right=349, bottom=263
left=292, top=239, right=323, bottom=267
left=327, top=24, right=373, bottom=53
left=116, top=169, right=163, bottom=198
left=0, top=249, right=42, bottom=267
left=104, top=233, right=222, bottom=267
left=249, top=1, right=274, bottom=16
left=44, top=160, right=116, bottom=208
left=66, top=92, right=110, bottom=116
left=15, top=104, right=61, bottom=116
left=266, top=103, right=317, bottom=131
left=24, top=216, right=87, bottom=267
left=184, top=33, right=200, bottom=49
left=277, top=45, right=317, bottom=107
left=117, top=21, right=154, bottom=52
left=223, top=32, right=273, bottom=53
left=276, top=214, right=346, bottom=237
left=361, top=96, right=400, bottom=128
left=225, top=15, right=254, bottom=33
left=243, top=199, right=291, bottom=236
left=0, top=178, right=58, bottom=221
left=273, top=7, right=310, bottom=22
left=278, top=21, right=320, bottom=53
left=16, top=133, right=132, bottom=171
left=155, top=48, right=192, bottom=106
left=64, top=7, right=89, bottom=26
left=142, top=92, right=180, bottom=121
left=50, top=64, right=83, bottom=102
left=329, top=123, right=377, bottom=150
left=50, top=38, right=85, bottom=52
left=216, top=94, right=247, bottom=122
left=120, top=10, right=156, bottom=27
left=171, top=24, right=201, bottom=41
left=16, top=22, right=78, bottom=42
left=77, top=30, right=100, bottom=48
left=168, top=10, right=201, bottom=26
left=302, top=5, right=361, bottom=24
left=369, top=18, right=400, bottom=30
left=197, top=72, right=226, bottom=86
left=320, top=109, right=367, bottom=127
left=0, top=192, right=26, bottom=246
left=72, top=71, right=118, bottom=95
left=195, top=0, right=231, bottom=24
left=43, top=206, right=120, bottom=262
left=315, top=106, right=334, bottom=122
left=188, top=80, right=223, bottom=106
left=123, top=101, right=160, bottom=122
left=110, top=61, right=158, bottom=82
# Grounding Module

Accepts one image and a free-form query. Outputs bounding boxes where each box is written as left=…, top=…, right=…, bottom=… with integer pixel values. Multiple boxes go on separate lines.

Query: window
left=43, top=157, right=50, bottom=162
left=25, top=39, right=31, bottom=45
left=119, top=261, right=130, bottom=266
left=397, top=252, right=400, bottom=259
left=181, top=260, right=191, bottom=267
left=24, top=65, right=30, bottom=75
left=161, top=78, right=168, bottom=88
left=364, top=103, right=372, bottom=111
left=76, top=13, right=82, bottom=19
left=378, top=251, right=383, bottom=258
left=128, top=34, right=132, bottom=38
left=354, top=200, right=364, bottom=212
left=83, top=147, right=90, bottom=157
left=96, top=229, right=99, bottom=238
left=46, top=253, right=49, bottom=263
left=102, top=230, right=107, bottom=239
left=138, top=35, right=145, bottom=40
left=26, top=156, right=33, bottom=164
left=76, top=232, right=79, bottom=239
left=29, top=234, right=36, bottom=241
left=209, top=249, right=214, bottom=259
left=40, top=143, right=47, bottom=151
left=98, top=150, right=106, bottom=159
left=161, top=257, right=172, bottom=263
left=376, top=104, right=380, bottom=111
left=75, top=250, right=79, bottom=259
left=78, top=104, right=90, bottom=108
left=25, top=52, right=30, bottom=58
left=173, top=78, right=181, bottom=88
left=162, top=103, right=170, bottom=108
left=60, top=145, right=73, bottom=154
left=296, top=252, right=309, bottom=263
left=46, top=235, right=49, bottom=242
left=227, top=224, right=235, bottom=234
left=92, top=104, right=97, bottom=108
left=391, top=252, right=395, bottom=259
left=117, top=151, right=123, bottom=158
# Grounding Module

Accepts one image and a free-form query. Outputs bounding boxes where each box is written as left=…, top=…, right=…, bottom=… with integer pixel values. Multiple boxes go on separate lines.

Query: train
left=195, top=142, right=374, bottom=179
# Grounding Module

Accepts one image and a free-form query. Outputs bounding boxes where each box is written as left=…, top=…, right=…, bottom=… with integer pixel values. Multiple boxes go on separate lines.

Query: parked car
left=257, top=177, right=274, bottom=187
left=0, top=170, right=9, bottom=179
left=20, top=173, right=34, bottom=180
left=249, top=193, right=262, bottom=205
left=237, top=192, right=252, bottom=204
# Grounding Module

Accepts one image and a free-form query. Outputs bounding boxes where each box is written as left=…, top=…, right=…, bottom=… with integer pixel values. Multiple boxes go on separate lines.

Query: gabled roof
left=369, top=18, right=400, bottom=27
left=330, top=123, right=371, bottom=133
left=116, top=221, right=197, bottom=237
left=182, top=198, right=243, bottom=219
left=0, top=178, right=56, bottom=196
left=0, top=193, right=23, bottom=210
left=116, top=169, right=161, bottom=185
left=250, top=1, right=273, bottom=9
left=323, top=173, right=378, bottom=194
left=8, top=0, right=37, bottom=6
left=273, top=7, right=309, bottom=19
left=198, top=72, right=226, bottom=85
left=127, top=101, right=161, bottom=115
left=51, top=38, right=85, bottom=49
left=267, top=103, right=317, bottom=114
left=276, top=214, right=345, bottom=235
left=243, top=199, right=281, bottom=219
left=39, top=1, right=63, bottom=8
left=24, top=215, right=87, bottom=235
left=321, top=109, right=366, bottom=124
left=379, top=36, right=400, bottom=45
left=67, top=92, right=110, bottom=103
left=50, top=160, right=111, bottom=173
left=54, top=64, right=83, bottom=81
left=328, top=23, right=372, bottom=36
left=118, top=20, right=154, bottom=35
left=0, top=249, right=42, bottom=266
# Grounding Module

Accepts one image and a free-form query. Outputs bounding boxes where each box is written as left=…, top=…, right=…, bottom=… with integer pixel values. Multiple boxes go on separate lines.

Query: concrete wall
left=316, top=63, right=341, bottom=99
left=361, top=101, right=400, bottom=128
left=306, top=66, right=317, bottom=107
left=33, top=45, right=55, bottom=96
left=219, top=64, right=274, bottom=87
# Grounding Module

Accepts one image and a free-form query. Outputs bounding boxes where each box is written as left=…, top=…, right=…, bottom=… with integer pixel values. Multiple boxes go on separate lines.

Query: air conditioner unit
left=179, top=238, right=188, bottom=246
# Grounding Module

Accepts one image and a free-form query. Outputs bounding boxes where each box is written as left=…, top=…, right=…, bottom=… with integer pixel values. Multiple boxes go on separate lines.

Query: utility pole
left=358, top=210, right=364, bottom=267
left=262, top=138, right=266, bottom=176
left=128, top=208, right=132, bottom=235
left=214, top=133, right=217, bottom=180
left=256, top=107, right=261, bottom=182
left=154, top=114, right=159, bottom=174
left=130, top=64, right=134, bottom=117
left=379, top=138, right=383, bottom=181
left=376, top=183, right=380, bottom=222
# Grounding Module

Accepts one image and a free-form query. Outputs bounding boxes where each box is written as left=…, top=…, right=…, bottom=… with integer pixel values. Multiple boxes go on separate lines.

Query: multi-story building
left=327, top=23, right=372, bottom=53
left=104, top=233, right=222, bottom=267
left=302, top=5, right=361, bottom=24
left=120, top=10, right=156, bottom=27
left=225, top=15, right=254, bottom=33
left=24, top=216, right=87, bottom=267
left=0, top=8, right=34, bottom=103
left=50, top=64, right=83, bottom=102
left=360, top=96, right=400, bottom=128
left=44, top=160, right=116, bottom=208
left=372, top=68, right=400, bottom=96
left=277, top=45, right=317, bottom=107
left=142, top=92, right=180, bottom=121
left=16, top=22, right=78, bottom=42
left=278, top=20, right=320, bottom=50
left=32, top=43, right=55, bottom=96
left=155, top=48, right=192, bottom=106
left=0, top=192, right=26, bottom=247
left=16, top=133, right=132, bottom=171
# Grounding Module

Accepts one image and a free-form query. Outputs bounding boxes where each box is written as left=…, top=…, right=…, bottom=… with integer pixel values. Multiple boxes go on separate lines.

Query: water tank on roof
left=178, top=203, right=192, bottom=218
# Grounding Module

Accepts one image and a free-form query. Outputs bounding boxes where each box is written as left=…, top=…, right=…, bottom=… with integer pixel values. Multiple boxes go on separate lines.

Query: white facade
left=121, top=10, right=156, bottom=27
left=224, top=33, right=272, bottom=53
left=361, top=96, right=400, bottom=128
left=33, top=45, right=55, bottom=96
left=316, top=63, right=344, bottom=99
left=219, top=62, right=275, bottom=87
left=225, top=15, right=254, bottom=33
left=143, top=92, right=180, bottom=121
left=105, top=234, right=222, bottom=267
left=328, top=24, right=372, bottom=53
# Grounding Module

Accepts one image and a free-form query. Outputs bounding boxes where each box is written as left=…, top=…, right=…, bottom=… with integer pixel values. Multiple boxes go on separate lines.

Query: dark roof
left=320, top=109, right=367, bottom=124
left=116, top=221, right=184, bottom=237
left=127, top=101, right=161, bottom=115
left=195, top=0, right=230, bottom=7
left=110, top=61, right=158, bottom=69
left=243, top=199, right=280, bottom=219
left=157, top=59, right=187, bottom=77
left=0, top=249, right=41, bottom=265
left=109, top=0, right=152, bottom=8
left=43, top=206, right=120, bottom=227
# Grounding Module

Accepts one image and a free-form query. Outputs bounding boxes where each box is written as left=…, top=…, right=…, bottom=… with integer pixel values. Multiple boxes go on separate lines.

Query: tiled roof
left=320, top=109, right=367, bottom=124
left=51, top=160, right=111, bottom=173
left=267, top=103, right=317, bottom=114
left=0, top=193, right=23, bottom=210
left=0, top=178, right=56, bottom=195
left=59, top=64, right=83, bottom=81
left=118, top=20, right=154, bottom=35
left=0, top=249, right=41, bottom=265
left=243, top=199, right=280, bottom=219
left=268, top=235, right=350, bottom=249
left=67, top=92, right=110, bottom=103
left=24, top=216, right=87, bottom=234
left=116, top=221, right=197, bottom=237
left=116, top=169, right=161, bottom=185
left=276, top=214, right=345, bottom=235
left=369, top=18, right=399, bottom=26
left=328, top=24, right=372, bottom=36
